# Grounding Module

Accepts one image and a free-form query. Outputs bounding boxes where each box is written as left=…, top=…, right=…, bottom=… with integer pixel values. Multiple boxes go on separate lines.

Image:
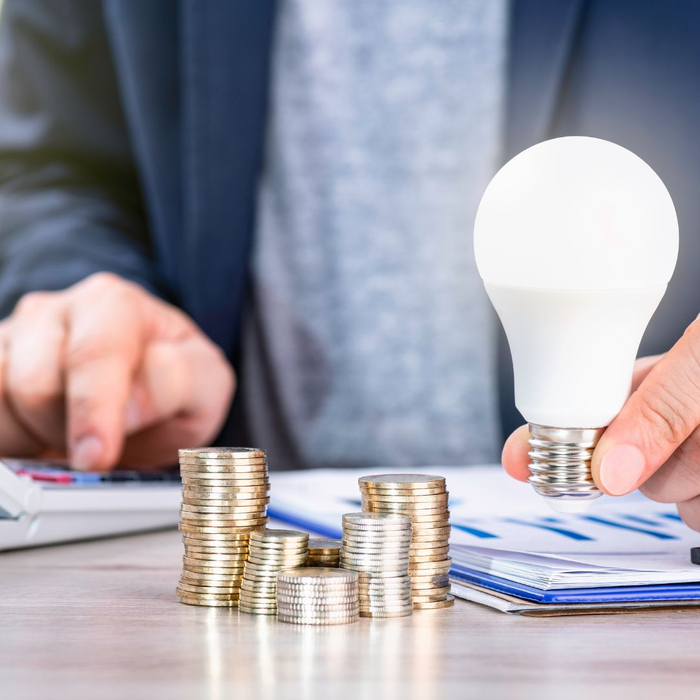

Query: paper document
left=268, top=466, right=700, bottom=594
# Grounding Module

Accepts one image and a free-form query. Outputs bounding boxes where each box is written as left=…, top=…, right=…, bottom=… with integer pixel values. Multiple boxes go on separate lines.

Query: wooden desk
left=2, top=529, right=700, bottom=700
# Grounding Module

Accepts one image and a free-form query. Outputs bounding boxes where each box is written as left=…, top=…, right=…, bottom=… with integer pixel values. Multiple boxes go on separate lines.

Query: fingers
left=677, top=496, right=700, bottom=533
left=63, top=277, right=150, bottom=470
left=0, top=274, right=234, bottom=471
left=638, top=424, right=700, bottom=504
left=0, top=331, right=46, bottom=456
left=592, top=320, right=700, bottom=496
left=631, top=354, right=664, bottom=392
left=4, top=292, right=68, bottom=447
left=121, top=337, right=235, bottom=466
left=502, top=424, right=531, bottom=482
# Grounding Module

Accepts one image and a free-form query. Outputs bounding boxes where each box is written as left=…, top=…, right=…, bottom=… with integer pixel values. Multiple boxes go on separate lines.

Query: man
left=1, top=1, right=700, bottom=530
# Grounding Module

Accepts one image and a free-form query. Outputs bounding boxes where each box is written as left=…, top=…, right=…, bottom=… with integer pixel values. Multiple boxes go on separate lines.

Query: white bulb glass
left=475, top=136, right=679, bottom=510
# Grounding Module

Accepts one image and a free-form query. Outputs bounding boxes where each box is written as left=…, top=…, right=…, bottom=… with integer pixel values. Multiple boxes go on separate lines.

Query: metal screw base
left=527, top=424, right=605, bottom=511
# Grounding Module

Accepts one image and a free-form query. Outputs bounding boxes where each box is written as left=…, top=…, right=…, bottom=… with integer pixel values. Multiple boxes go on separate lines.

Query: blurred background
left=0, top=1, right=699, bottom=473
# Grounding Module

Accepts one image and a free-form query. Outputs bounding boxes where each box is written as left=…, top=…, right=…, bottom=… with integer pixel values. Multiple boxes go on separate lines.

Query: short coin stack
left=277, top=568, right=360, bottom=625
left=306, top=538, right=342, bottom=567
left=177, top=447, right=270, bottom=607
left=340, top=512, right=413, bottom=618
left=239, top=529, right=309, bottom=614
left=359, top=474, right=454, bottom=609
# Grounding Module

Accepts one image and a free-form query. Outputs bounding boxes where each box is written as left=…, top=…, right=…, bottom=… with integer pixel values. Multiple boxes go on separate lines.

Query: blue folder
left=450, top=564, right=700, bottom=603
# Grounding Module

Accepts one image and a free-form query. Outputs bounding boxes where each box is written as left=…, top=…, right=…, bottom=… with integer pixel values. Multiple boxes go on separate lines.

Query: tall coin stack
left=340, top=512, right=413, bottom=618
left=277, top=568, right=360, bottom=625
left=306, top=538, right=342, bottom=567
left=359, top=474, right=454, bottom=609
left=239, top=529, right=309, bottom=615
left=176, top=447, right=270, bottom=607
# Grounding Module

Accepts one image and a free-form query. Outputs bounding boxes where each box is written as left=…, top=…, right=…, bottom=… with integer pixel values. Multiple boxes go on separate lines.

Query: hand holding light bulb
left=475, top=136, right=700, bottom=525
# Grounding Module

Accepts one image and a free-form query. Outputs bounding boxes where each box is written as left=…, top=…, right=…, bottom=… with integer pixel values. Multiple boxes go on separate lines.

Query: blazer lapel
left=506, top=0, right=586, bottom=158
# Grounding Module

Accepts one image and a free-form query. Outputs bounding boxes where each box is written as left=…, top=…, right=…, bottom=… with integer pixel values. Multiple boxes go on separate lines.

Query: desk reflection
left=198, top=607, right=445, bottom=699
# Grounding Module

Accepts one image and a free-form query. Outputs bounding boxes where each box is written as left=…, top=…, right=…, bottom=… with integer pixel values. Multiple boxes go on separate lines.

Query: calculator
left=0, top=459, right=181, bottom=551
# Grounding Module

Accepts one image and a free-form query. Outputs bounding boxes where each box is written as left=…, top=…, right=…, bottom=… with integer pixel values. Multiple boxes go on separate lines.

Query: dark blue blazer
left=1, top=0, right=699, bottom=438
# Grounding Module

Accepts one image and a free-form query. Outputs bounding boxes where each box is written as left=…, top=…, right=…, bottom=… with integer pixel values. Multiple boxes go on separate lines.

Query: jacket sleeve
left=0, top=0, right=163, bottom=317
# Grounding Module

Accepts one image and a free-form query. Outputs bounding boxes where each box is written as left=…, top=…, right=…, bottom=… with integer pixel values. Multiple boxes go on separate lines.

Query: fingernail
left=72, top=435, right=103, bottom=471
left=125, top=398, right=141, bottom=432
left=599, top=444, right=646, bottom=496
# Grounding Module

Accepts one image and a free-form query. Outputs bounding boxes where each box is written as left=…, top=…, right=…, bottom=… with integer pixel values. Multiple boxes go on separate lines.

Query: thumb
left=592, top=322, right=700, bottom=496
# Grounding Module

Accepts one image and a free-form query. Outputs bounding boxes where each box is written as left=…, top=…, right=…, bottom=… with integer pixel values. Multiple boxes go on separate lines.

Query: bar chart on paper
left=268, top=466, right=700, bottom=615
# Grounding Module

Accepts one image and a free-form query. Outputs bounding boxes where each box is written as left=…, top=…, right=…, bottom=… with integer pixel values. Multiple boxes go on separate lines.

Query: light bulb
left=474, top=136, right=679, bottom=512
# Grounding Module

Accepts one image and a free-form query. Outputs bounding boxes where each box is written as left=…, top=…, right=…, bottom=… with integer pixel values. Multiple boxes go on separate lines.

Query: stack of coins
left=176, top=447, right=270, bottom=607
left=359, top=474, right=454, bottom=609
left=340, top=512, right=413, bottom=618
left=239, top=529, right=309, bottom=614
left=277, top=568, right=359, bottom=625
left=306, top=538, right=342, bottom=567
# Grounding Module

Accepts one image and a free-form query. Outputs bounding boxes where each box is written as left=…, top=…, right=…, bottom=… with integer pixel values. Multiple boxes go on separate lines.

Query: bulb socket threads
left=527, top=424, right=605, bottom=506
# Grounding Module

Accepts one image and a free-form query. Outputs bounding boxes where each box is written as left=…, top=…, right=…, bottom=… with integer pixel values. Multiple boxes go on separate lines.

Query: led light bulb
left=474, top=136, right=679, bottom=512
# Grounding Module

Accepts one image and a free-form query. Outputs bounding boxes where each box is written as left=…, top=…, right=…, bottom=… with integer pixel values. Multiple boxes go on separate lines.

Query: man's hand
left=502, top=317, right=700, bottom=531
left=0, top=273, right=235, bottom=470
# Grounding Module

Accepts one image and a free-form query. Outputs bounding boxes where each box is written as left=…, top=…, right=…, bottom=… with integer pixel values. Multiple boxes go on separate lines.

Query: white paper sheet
left=268, top=465, right=700, bottom=590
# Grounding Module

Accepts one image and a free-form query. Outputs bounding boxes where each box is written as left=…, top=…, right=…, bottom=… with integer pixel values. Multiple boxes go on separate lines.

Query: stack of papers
left=268, top=466, right=700, bottom=615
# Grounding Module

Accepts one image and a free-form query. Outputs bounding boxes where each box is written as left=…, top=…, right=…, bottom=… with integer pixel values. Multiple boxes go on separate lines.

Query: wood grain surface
left=2, top=528, right=700, bottom=700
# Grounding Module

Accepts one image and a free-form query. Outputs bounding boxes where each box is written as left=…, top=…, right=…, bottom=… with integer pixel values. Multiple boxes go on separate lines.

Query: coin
left=184, top=553, right=249, bottom=564
left=178, top=461, right=268, bottom=471
left=413, top=595, right=455, bottom=609
left=360, top=493, right=449, bottom=504
left=179, top=517, right=267, bottom=535
left=250, top=529, right=309, bottom=543
left=177, top=595, right=239, bottom=607
left=360, top=486, right=447, bottom=497
left=177, top=581, right=242, bottom=595
left=176, top=587, right=240, bottom=601
left=182, top=494, right=270, bottom=503
left=179, top=446, right=266, bottom=458
left=181, top=503, right=268, bottom=514
left=411, top=587, right=452, bottom=602
left=342, top=512, right=412, bottom=527
left=181, top=533, right=258, bottom=544
left=276, top=593, right=358, bottom=605
left=359, top=474, right=446, bottom=488
left=278, top=614, right=359, bottom=625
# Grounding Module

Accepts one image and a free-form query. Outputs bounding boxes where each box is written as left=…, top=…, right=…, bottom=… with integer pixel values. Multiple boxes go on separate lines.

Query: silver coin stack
left=277, top=568, right=360, bottom=625
left=339, top=512, right=413, bottom=618
left=239, top=529, right=309, bottom=615
left=176, top=447, right=270, bottom=608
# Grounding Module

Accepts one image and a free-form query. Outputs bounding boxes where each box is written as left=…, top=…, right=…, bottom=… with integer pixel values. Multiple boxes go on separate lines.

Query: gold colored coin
left=361, top=493, right=449, bottom=504
left=176, top=587, right=240, bottom=601
left=182, top=490, right=270, bottom=500
left=179, top=519, right=268, bottom=532
left=413, top=595, right=455, bottom=609
left=409, top=552, right=452, bottom=563
left=179, top=447, right=266, bottom=459
left=179, top=457, right=268, bottom=467
left=181, top=503, right=269, bottom=513
left=250, top=529, right=309, bottom=543
left=177, top=582, right=241, bottom=595
left=184, top=552, right=249, bottom=563
left=366, top=503, right=447, bottom=522
left=177, top=595, right=239, bottom=607
left=360, top=485, right=447, bottom=496
left=181, top=478, right=269, bottom=488
left=180, top=531, right=261, bottom=542
left=179, top=466, right=267, bottom=476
